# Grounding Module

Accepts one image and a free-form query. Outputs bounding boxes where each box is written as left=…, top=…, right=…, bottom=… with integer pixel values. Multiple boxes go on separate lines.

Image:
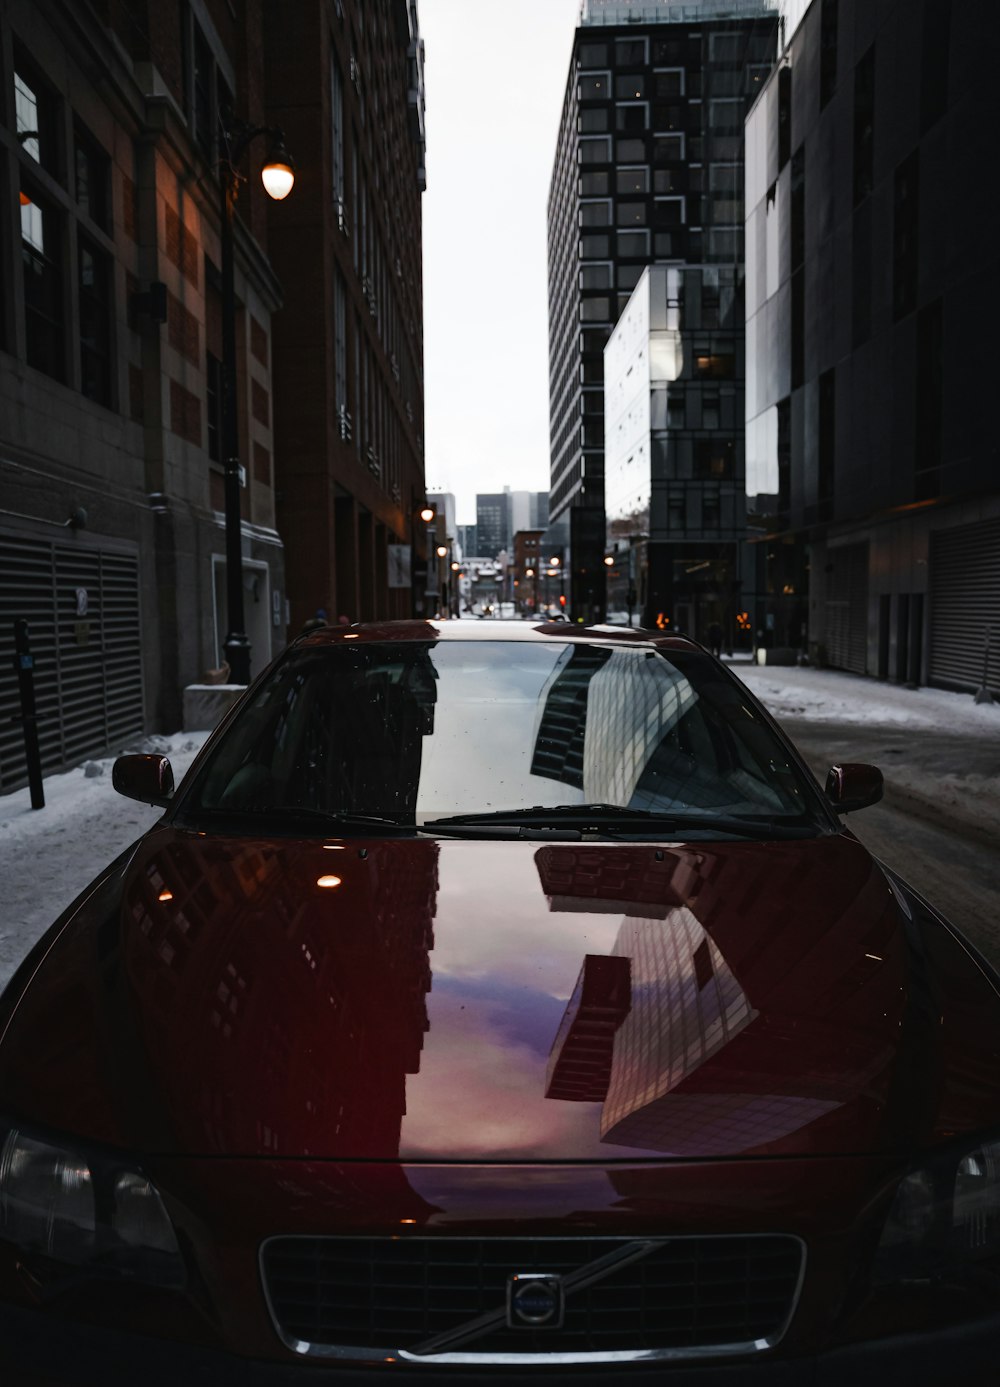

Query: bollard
left=13, top=619, right=45, bottom=809
left=974, top=627, right=995, bottom=706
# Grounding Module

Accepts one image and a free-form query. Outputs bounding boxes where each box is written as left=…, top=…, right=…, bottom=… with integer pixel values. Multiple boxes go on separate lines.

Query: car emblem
left=506, top=1273, right=564, bottom=1329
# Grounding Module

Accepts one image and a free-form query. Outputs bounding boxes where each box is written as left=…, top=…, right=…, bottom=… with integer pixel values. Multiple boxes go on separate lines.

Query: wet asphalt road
left=783, top=719, right=1000, bottom=968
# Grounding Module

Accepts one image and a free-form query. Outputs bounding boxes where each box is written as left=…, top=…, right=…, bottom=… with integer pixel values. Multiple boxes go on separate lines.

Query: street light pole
left=218, top=112, right=294, bottom=684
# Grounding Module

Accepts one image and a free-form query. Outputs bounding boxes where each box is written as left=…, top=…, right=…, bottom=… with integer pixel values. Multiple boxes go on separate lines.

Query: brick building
left=0, top=0, right=427, bottom=793
left=264, top=0, right=427, bottom=630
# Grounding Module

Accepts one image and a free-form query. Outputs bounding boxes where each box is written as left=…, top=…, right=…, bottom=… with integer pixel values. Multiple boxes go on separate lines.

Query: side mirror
left=112, top=754, right=175, bottom=807
left=825, top=762, right=883, bottom=814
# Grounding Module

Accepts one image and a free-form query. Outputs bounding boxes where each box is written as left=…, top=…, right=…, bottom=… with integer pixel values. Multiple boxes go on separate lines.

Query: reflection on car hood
left=1, top=827, right=998, bottom=1162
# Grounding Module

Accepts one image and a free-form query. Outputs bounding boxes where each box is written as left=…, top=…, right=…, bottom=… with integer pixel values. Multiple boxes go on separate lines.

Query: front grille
left=261, top=1235, right=803, bottom=1359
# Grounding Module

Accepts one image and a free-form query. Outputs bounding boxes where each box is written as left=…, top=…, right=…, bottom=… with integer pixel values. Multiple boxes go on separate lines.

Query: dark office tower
left=744, top=0, right=999, bottom=697
left=476, top=493, right=510, bottom=558
left=547, top=0, right=778, bottom=624
left=264, top=0, right=427, bottom=630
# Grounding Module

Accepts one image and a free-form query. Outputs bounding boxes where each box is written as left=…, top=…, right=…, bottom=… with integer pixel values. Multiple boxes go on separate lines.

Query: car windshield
left=179, top=639, right=829, bottom=837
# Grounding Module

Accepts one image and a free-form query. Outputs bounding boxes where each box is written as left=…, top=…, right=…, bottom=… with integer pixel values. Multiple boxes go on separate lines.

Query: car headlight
left=874, top=1136, right=1000, bottom=1284
left=0, top=1124, right=184, bottom=1288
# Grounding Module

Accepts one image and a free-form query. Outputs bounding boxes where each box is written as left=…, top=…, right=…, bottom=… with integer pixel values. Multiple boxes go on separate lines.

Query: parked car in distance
left=1, top=620, right=999, bottom=1385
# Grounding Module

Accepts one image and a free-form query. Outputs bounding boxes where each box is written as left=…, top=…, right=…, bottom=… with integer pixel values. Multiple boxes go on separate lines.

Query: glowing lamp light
left=436, top=545, right=448, bottom=558
left=419, top=506, right=435, bottom=523
left=261, top=147, right=295, bottom=201
left=157, top=890, right=173, bottom=902
left=451, top=561, right=460, bottom=571
left=550, top=557, right=560, bottom=566
left=316, top=874, right=342, bottom=889
left=603, top=555, right=615, bottom=566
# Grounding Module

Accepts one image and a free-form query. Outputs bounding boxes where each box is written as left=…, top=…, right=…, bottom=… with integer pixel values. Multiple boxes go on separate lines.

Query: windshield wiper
left=178, top=805, right=415, bottom=834
left=421, top=804, right=820, bottom=840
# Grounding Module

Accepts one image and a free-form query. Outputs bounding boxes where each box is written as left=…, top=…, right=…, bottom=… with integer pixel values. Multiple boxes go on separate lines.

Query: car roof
left=296, top=619, right=701, bottom=652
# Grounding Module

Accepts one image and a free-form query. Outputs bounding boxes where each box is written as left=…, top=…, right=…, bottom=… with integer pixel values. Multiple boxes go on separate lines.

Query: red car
left=1, top=622, right=998, bottom=1385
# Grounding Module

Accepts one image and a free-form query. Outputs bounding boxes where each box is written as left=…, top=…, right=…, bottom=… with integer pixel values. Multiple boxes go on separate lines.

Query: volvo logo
left=506, top=1273, right=564, bottom=1329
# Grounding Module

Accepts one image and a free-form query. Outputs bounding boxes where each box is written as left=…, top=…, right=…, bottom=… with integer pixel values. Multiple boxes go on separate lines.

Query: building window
left=580, top=170, right=610, bottom=195
left=654, top=134, right=684, bottom=163
left=709, top=33, right=745, bottom=64
left=617, top=202, right=647, bottom=226
left=853, top=45, right=875, bottom=206
left=615, top=74, right=646, bottom=100
left=654, top=168, right=679, bottom=193
left=618, top=264, right=644, bottom=291
left=331, top=52, right=345, bottom=219
left=579, top=136, right=612, bottom=165
left=617, top=167, right=649, bottom=195
left=578, top=73, right=610, bottom=101
left=206, top=352, right=222, bottom=461
left=78, top=237, right=112, bottom=405
left=892, top=149, right=919, bottom=321
left=776, top=398, right=791, bottom=515
left=579, top=233, right=610, bottom=257
left=579, top=201, right=611, bottom=227
left=616, top=138, right=646, bottom=161
left=616, top=104, right=648, bottom=134
left=820, top=0, right=839, bottom=109
left=708, top=228, right=741, bottom=260
left=616, top=229, right=650, bottom=257
left=14, top=61, right=59, bottom=175
left=653, top=37, right=686, bottom=65
left=580, top=297, right=610, bottom=322
left=694, top=352, right=734, bottom=379
left=654, top=69, right=685, bottom=98
left=701, top=387, right=720, bottom=428
left=654, top=104, right=685, bottom=133
left=74, top=125, right=110, bottom=231
left=579, top=108, right=609, bottom=133
left=580, top=263, right=611, bottom=289
left=615, top=38, right=648, bottom=66
left=20, top=185, right=64, bottom=382
left=653, top=197, right=685, bottom=227
left=578, top=42, right=608, bottom=67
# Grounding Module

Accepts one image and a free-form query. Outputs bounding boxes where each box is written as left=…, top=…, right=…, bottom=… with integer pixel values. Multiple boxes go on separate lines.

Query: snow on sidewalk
left=732, top=661, right=1000, bottom=842
left=0, top=732, right=209, bottom=989
left=730, top=660, right=1000, bottom=733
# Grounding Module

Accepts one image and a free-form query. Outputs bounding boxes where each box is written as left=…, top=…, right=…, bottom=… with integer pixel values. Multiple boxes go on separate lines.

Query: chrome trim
left=259, top=1232, right=808, bottom=1367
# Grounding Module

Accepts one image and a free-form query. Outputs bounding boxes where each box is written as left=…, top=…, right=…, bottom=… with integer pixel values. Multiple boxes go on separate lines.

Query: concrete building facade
left=744, top=0, right=999, bottom=691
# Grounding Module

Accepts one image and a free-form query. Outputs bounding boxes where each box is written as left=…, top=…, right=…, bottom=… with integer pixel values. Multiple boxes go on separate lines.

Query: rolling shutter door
left=929, top=517, right=1000, bottom=695
left=0, top=536, right=145, bottom=792
left=823, top=541, right=868, bottom=673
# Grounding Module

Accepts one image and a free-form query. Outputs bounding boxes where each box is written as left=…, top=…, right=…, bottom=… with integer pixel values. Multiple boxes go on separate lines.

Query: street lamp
left=219, top=111, right=295, bottom=684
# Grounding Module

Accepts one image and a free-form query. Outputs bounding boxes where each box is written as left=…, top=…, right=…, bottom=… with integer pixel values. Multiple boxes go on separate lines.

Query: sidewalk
left=731, top=661, right=1000, bottom=846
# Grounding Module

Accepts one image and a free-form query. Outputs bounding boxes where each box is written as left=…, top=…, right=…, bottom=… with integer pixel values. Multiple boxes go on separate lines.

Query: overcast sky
left=419, top=0, right=582, bottom=525
left=417, top=1, right=805, bottom=527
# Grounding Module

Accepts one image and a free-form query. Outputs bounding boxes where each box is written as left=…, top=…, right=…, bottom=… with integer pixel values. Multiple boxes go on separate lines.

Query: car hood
left=2, top=827, right=998, bottom=1162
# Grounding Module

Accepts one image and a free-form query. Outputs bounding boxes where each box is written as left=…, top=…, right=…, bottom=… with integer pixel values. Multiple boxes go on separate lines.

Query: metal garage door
left=823, top=542, right=869, bottom=674
left=0, top=535, right=145, bottom=792
left=929, top=516, right=1000, bottom=696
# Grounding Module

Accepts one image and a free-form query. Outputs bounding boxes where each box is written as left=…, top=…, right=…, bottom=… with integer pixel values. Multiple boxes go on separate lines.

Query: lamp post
left=219, top=111, right=295, bottom=684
